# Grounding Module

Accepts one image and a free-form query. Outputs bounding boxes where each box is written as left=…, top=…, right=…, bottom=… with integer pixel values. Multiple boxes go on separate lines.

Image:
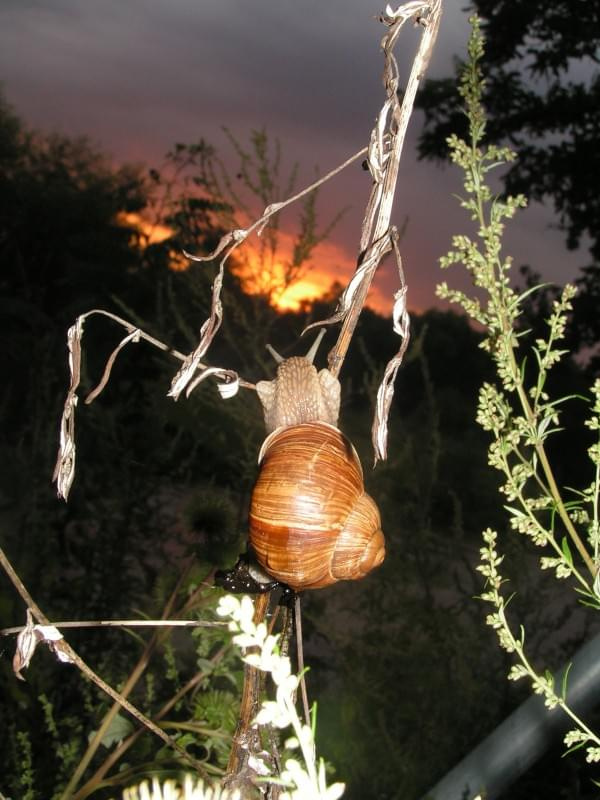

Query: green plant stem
left=473, top=178, right=596, bottom=578
left=62, top=564, right=217, bottom=799
left=61, top=568, right=190, bottom=798
left=593, top=440, right=600, bottom=564
left=492, top=583, right=600, bottom=749
left=72, top=644, right=229, bottom=799
left=535, top=440, right=596, bottom=576
left=0, top=546, right=207, bottom=788
left=160, top=722, right=230, bottom=738
left=510, top=343, right=595, bottom=577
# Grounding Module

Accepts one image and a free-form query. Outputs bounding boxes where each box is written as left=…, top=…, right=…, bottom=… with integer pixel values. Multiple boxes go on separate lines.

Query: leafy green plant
left=439, top=15, right=600, bottom=765
left=120, top=594, right=344, bottom=800
left=14, top=730, right=36, bottom=800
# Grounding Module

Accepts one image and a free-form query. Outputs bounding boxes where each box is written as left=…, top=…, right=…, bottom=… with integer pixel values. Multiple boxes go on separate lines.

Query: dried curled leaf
left=371, top=229, right=411, bottom=462
left=13, top=609, right=73, bottom=680
left=373, top=285, right=410, bottom=462
left=168, top=267, right=226, bottom=400
left=53, top=318, right=83, bottom=500
left=85, top=328, right=141, bottom=404
left=185, top=367, right=241, bottom=399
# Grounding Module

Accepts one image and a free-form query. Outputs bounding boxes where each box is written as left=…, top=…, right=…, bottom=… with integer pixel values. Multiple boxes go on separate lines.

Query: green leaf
left=561, top=662, right=572, bottom=700
left=561, top=537, right=573, bottom=567
left=563, top=739, right=587, bottom=757
left=89, top=713, right=134, bottom=749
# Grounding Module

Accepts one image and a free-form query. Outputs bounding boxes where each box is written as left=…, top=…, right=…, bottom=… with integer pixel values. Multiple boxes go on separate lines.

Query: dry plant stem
left=61, top=566, right=218, bottom=799
left=82, top=308, right=188, bottom=363
left=1, top=619, right=226, bottom=636
left=80, top=308, right=255, bottom=396
left=0, top=547, right=207, bottom=786
left=54, top=308, right=253, bottom=498
left=293, top=596, right=311, bottom=729
left=187, top=147, right=368, bottom=270
left=223, top=596, right=299, bottom=798
left=276, top=602, right=300, bottom=715
left=170, top=147, right=368, bottom=400
left=224, top=592, right=270, bottom=795
left=0, top=546, right=49, bottom=629
left=326, top=1, right=442, bottom=379
left=61, top=568, right=190, bottom=798
left=72, top=645, right=229, bottom=800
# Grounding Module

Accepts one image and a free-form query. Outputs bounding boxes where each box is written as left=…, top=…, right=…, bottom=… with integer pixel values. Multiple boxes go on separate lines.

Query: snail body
left=256, top=354, right=340, bottom=434
left=249, top=421, right=385, bottom=591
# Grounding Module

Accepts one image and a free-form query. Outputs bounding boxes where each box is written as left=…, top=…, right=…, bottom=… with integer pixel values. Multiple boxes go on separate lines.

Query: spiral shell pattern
left=249, top=421, right=385, bottom=590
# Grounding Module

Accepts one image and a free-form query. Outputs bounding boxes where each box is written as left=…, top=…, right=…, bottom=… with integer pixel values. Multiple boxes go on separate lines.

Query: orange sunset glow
left=116, top=211, right=173, bottom=246
left=117, top=212, right=392, bottom=315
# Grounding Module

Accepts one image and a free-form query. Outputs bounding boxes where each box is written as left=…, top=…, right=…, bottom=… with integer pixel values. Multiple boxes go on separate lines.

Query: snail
left=248, top=332, right=385, bottom=591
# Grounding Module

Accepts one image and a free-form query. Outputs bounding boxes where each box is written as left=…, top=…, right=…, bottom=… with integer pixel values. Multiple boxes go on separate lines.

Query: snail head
left=256, top=329, right=341, bottom=433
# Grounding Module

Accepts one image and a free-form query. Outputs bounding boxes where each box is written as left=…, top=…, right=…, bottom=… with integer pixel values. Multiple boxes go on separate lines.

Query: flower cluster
left=122, top=596, right=344, bottom=800
left=216, top=595, right=344, bottom=800
left=122, top=775, right=237, bottom=800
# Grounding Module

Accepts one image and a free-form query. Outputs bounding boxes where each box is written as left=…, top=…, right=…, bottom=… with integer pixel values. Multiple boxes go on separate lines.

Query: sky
left=0, top=0, right=588, bottom=315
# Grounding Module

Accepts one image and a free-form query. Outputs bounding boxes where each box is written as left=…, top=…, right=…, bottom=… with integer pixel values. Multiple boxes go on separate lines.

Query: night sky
left=0, top=0, right=586, bottom=313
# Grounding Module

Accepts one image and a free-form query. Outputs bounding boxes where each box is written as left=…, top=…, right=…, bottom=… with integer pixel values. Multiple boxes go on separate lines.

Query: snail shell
left=249, top=421, right=385, bottom=591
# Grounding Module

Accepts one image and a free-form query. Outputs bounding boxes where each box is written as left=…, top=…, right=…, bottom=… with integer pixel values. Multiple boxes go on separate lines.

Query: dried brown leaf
left=12, top=609, right=73, bottom=680
left=53, top=318, right=84, bottom=500
left=85, top=329, right=141, bottom=404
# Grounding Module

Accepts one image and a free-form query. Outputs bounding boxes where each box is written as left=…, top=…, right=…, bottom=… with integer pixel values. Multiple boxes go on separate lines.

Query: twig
left=222, top=593, right=271, bottom=797
left=1, top=619, right=227, bottom=636
left=53, top=308, right=254, bottom=500
left=61, top=564, right=213, bottom=798
left=322, top=1, right=443, bottom=460
left=0, top=546, right=209, bottom=781
left=185, top=146, right=368, bottom=268
left=77, top=308, right=255, bottom=392
left=294, top=596, right=311, bottom=729
left=168, top=146, right=369, bottom=400
left=170, top=2, right=443, bottom=462
left=72, top=645, right=230, bottom=800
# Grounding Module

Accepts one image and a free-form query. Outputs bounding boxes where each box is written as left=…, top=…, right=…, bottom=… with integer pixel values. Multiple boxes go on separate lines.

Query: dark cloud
left=0, top=1, right=585, bottom=313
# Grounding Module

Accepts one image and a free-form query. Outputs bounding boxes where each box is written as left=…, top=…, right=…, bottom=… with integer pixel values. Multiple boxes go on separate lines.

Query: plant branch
left=222, top=592, right=270, bottom=797
left=68, top=566, right=223, bottom=797
left=326, top=1, right=442, bottom=378
left=0, top=547, right=209, bottom=787
left=61, top=565, right=194, bottom=797
left=1, top=619, right=227, bottom=636
left=72, top=645, right=230, bottom=800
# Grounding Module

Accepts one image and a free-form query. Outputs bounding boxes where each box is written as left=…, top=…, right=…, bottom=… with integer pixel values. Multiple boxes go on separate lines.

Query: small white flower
left=586, top=746, right=600, bottom=763
left=564, top=729, right=587, bottom=748
left=255, top=700, right=290, bottom=728
left=232, top=633, right=257, bottom=650
left=214, top=595, right=344, bottom=798
left=216, top=595, right=240, bottom=619
left=271, top=655, right=293, bottom=685
left=252, top=621, right=268, bottom=643
left=247, top=754, right=271, bottom=776
left=238, top=595, right=255, bottom=627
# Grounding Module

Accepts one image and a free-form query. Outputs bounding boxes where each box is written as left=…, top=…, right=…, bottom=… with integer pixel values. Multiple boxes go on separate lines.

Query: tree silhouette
left=416, top=1, right=600, bottom=369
